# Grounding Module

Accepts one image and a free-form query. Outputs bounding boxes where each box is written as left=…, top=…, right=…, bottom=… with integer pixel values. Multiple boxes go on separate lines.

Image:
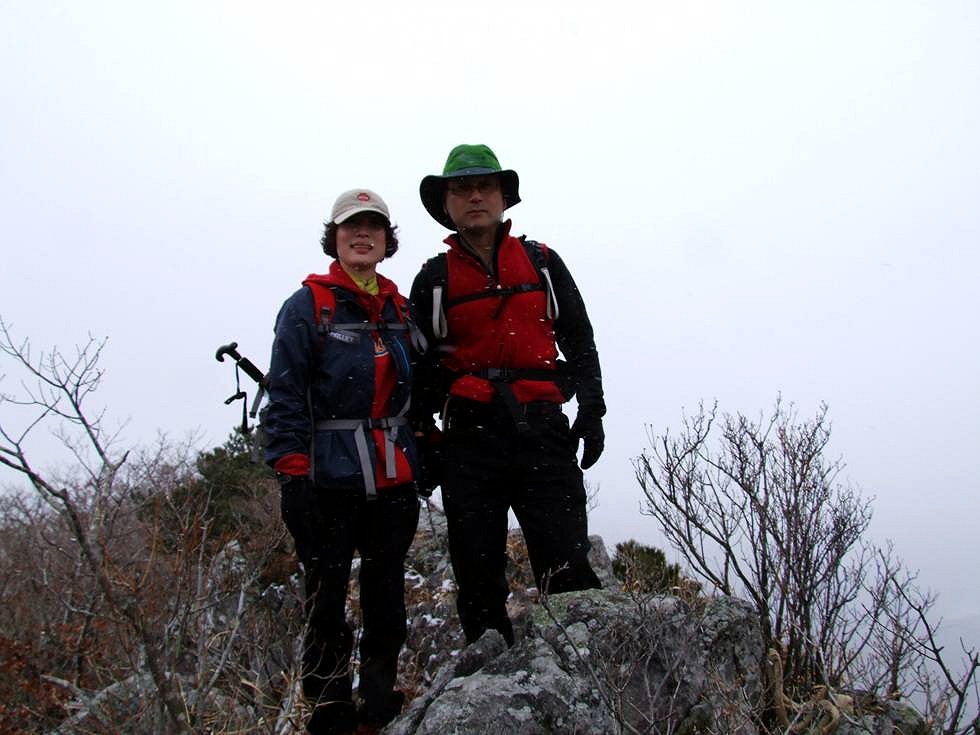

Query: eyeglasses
left=446, top=177, right=501, bottom=196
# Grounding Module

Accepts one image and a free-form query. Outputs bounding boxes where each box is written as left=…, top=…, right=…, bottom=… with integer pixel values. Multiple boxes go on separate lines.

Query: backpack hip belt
left=468, top=366, right=563, bottom=382
left=314, top=415, right=408, bottom=498
left=455, top=362, right=573, bottom=398
left=452, top=364, right=570, bottom=437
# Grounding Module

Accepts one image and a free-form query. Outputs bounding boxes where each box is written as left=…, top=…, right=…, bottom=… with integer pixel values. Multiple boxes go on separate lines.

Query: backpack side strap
left=423, top=253, right=451, bottom=339
left=521, top=238, right=559, bottom=320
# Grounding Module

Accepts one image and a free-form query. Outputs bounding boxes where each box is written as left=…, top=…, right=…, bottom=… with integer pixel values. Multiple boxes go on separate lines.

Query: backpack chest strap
left=323, top=319, right=426, bottom=355
left=445, top=282, right=542, bottom=308
left=319, top=321, right=409, bottom=334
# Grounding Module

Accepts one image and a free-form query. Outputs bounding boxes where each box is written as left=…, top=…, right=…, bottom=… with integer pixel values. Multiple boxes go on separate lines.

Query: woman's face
left=335, top=212, right=388, bottom=271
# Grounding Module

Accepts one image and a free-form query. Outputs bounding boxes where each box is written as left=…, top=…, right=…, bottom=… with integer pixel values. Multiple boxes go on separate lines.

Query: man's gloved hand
left=571, top=408, right=605, bottom=470
left=278, top=474, right=324, bottom=567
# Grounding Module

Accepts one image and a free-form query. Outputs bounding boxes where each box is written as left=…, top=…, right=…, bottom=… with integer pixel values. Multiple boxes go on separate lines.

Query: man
left=410, top=144, right=606, bottom=646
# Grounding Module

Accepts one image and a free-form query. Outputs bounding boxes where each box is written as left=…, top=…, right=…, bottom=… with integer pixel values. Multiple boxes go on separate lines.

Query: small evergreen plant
left=611, top=540, right=682, bottom=594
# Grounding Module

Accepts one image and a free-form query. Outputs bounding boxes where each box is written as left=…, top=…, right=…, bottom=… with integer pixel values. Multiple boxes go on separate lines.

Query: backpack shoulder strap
left=519, top=236, right=547, bottom=268
left=305, top=281, right=339, bottom=333
left=390, top=291, right=410, bottom=323
left=307, top=282, right=417, bottom=342
left=519, top=236, right=559, bottom=321
left=388, top=290, right=427, bottom=354
left=427, top=240, right=558, bottom=337
left=424, top=252, right=449, bottom=287
left=424, top=253, right=450, bottom=339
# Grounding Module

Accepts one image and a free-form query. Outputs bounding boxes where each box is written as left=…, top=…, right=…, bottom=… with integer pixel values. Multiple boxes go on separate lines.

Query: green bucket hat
left=419, top=144, right=521, bottom=230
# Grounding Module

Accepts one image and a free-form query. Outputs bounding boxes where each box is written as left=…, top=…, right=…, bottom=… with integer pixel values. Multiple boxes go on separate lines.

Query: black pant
left=442, top=398, right=601, bottom=645
left=288, top=484, right=419, bottom=730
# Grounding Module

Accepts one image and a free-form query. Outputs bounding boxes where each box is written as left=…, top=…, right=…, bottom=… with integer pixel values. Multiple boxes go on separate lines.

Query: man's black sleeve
left=409, top=262, right=446, bottom=428
left=547, top=248, right=606, bottom=416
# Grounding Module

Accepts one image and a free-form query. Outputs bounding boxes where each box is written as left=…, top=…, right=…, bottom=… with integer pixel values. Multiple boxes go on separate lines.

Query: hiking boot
left=306, top=701, right=357, bottom=735
left=357, top=690, right=404, bottom=732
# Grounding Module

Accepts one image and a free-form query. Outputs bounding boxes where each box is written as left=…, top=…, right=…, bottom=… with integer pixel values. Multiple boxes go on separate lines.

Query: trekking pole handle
left=215, top=342, right=266, bottom=384
left=215, top=342, right=242, bottom=363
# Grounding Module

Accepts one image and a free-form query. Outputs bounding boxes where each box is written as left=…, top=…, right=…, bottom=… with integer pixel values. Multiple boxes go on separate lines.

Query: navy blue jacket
left=264, top=263, right=418, bottom=491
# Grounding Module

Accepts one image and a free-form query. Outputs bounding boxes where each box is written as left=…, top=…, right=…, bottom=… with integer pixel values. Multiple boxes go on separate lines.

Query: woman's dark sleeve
left=263, top=287, right=317, bottom=466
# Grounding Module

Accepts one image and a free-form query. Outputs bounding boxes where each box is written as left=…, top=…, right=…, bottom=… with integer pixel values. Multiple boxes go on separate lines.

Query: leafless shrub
left=0, top=317, right=307, bottom=733
left=634, top=396, right=978, bottom=734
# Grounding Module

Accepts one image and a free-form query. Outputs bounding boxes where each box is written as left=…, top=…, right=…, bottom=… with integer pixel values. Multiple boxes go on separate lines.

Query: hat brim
left=332, top=204, right=391, bottom=225
left=420, top=170, right=520, bottom=230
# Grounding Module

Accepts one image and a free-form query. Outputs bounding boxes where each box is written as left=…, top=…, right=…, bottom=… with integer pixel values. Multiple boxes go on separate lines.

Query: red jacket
left=439, top=224, right=566, bottom=404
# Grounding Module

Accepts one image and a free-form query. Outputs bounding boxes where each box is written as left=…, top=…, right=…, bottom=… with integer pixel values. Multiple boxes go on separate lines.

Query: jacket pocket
left=312, top=429, right=364, bottom=489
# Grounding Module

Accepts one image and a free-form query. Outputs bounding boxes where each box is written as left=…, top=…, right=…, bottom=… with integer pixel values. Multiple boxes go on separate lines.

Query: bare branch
left=634, top=397, right=976, bottom=731
left=0, top=317, right=192, bottom=733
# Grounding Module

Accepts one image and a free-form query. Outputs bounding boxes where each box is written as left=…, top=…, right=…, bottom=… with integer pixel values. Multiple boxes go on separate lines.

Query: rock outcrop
left=42, top=500, right=931, bottom=734
left=388, top=590, right=765, bottom=734
left=385, top=503, right=929, bottom=735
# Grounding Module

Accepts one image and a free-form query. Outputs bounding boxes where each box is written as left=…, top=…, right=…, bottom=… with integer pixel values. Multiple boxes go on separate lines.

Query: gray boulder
left=388, top=589, right=766, bottom=734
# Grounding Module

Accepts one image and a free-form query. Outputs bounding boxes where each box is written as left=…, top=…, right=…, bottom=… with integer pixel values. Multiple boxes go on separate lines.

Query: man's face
left=444, top=175, right=505, bottom=234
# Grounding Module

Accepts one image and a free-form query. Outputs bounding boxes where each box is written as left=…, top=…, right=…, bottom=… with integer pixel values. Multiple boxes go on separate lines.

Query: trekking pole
left=215, top=342, right=265, bottom=384
left=215, top=342, right=268, bottom=427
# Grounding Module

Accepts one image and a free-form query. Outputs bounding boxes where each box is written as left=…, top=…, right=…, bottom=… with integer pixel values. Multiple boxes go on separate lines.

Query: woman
left=264, top=189, right=421, bottom=735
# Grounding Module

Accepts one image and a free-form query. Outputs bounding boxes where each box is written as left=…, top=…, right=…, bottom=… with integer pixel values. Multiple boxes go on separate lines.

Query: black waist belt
left=471, top=366, right=561, bottom=382
left=457, top=366, right=564, bottom=436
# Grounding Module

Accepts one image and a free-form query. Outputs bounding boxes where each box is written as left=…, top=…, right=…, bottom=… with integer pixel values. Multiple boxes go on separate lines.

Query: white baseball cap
left=330, top=189, right=391, bottom=224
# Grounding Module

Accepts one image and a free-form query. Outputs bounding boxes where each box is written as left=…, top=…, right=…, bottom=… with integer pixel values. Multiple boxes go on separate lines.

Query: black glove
left=570, top=409, right=604, bottom=470
left=414, top=427, right=445, bottom=497
left=278, top=474, right=324, bottom=567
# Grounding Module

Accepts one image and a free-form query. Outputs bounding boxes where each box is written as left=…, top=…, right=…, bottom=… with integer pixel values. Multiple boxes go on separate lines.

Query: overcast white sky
left=1, top=2, right=978, bottom=622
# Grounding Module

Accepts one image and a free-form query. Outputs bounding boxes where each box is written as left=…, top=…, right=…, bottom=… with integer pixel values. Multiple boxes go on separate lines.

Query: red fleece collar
left=303, top=261, right=400, bottom=305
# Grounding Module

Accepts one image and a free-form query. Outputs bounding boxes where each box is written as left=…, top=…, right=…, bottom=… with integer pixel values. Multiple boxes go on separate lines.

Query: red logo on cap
left=357, top=193, right=370, bottom=201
